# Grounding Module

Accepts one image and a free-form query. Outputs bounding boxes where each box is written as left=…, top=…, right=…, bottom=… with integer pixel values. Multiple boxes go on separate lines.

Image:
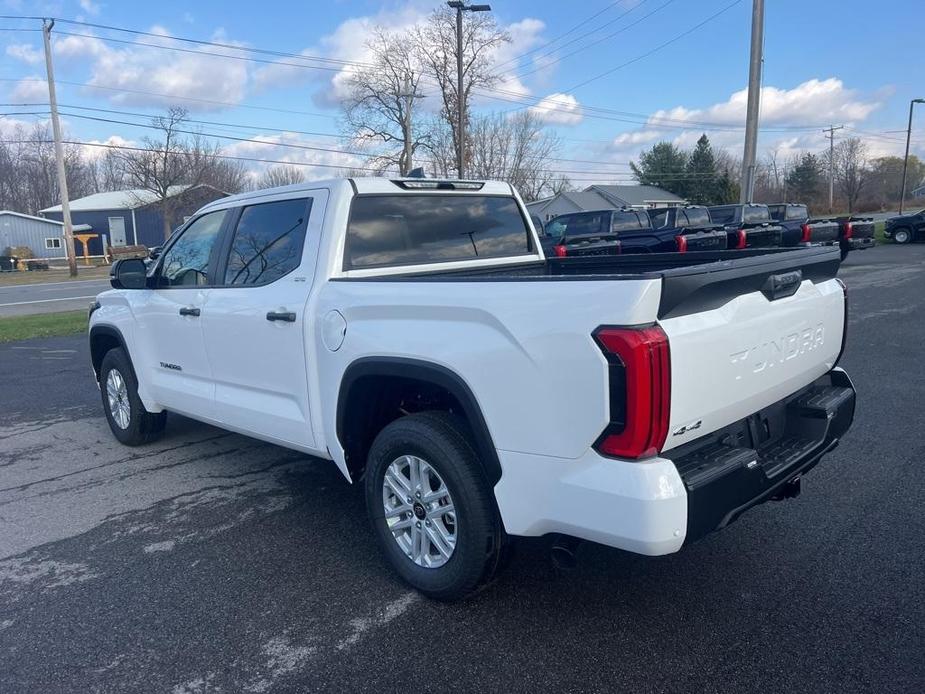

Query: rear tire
left=893, top=228, right=911, bottom=244
left=100, top=347, right=166, bottom=446
left=364, top=412, right=504, bottom=601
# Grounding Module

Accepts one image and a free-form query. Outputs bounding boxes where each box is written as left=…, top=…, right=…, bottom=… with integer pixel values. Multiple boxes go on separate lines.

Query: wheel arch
left=89, top=324, right=131, bottom=382
left=336, top=357, right=501, bottom=485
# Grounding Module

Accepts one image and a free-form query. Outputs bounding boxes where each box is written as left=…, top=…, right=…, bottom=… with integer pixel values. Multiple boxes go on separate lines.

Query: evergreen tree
left=784, top=153, right=823, bottom=203
left=630, top=142, right=688, bottom=198
left=684, top=134, right=720, bottom=204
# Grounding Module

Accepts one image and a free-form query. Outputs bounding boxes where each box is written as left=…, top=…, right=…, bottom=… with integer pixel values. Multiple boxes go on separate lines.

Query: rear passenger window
left=345, top=195, right=533, bottom=270
left=223, top=198, right=311, bottom=285
left=710, top=207, right=735, bottom=225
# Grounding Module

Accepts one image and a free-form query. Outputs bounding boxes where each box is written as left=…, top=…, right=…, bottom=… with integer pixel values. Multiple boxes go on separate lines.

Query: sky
left=1, top=0, right=922, bottom=187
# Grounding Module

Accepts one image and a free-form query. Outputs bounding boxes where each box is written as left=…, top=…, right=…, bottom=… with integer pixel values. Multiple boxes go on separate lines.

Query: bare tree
left=413, top=7, right=509, bottom=176
left=463, top=111, right=563, bottom=201
left=832, top=137, right=869, bottom=213
left=0, top=123, right=94, bottom=214
left=118, top=107, right=217, bottom=239
left=341, top=28, right=429, bottom=175
left=257, top=165, right=306, bottom=189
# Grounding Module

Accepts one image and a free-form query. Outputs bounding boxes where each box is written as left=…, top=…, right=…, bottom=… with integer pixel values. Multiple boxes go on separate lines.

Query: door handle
left=266, top=311, right=296, bottom=323
left=179, top=307, right=201, bottom=317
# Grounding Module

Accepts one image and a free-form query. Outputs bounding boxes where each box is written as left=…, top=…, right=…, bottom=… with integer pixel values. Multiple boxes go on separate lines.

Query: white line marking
left=0, top=278, right=109, bottom=289
left=0, top=295, right=96, bottom=307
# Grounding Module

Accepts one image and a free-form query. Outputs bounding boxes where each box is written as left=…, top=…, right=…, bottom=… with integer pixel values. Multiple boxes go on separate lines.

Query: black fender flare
left=337, top=357, right=502, bottom=485
left=89, top=323, right=131, bottom=381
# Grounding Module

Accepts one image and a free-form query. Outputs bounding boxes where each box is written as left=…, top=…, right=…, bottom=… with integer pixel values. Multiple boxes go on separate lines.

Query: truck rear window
left=744, top=206, right=771, bottom=224
left=345, top=195, right=533, bottom=270
left=679, top=208, right=710, bottom=227
left=611, top=211, right=649, bottom=232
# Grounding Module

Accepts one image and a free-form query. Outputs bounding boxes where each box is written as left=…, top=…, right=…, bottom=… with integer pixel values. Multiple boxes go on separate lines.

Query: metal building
left=0, top=210, right=89, bottom=260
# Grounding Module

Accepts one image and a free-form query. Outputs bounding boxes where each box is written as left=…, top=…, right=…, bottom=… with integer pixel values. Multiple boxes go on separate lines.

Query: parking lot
left=1, top=243, right=923, bottom=693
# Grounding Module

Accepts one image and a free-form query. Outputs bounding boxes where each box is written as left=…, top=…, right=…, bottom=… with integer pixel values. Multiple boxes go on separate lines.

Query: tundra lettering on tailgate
left=729, top=324, right=825, bottom=380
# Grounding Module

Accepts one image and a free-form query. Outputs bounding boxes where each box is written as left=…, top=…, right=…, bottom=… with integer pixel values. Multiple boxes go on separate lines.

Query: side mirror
left=148, top=246, right=162, bottom=260
left=110, top=258, right=148, bottom=290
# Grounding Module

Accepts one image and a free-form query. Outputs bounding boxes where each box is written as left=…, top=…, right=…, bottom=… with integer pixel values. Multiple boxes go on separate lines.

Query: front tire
left=893, top=228, right=911, bottom=244
left=365, top=412, right=504, bottom=601
left=100, top=347, right=166, bottom=446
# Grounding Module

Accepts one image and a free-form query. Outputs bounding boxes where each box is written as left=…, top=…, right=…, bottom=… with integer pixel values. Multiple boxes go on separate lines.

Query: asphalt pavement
left=0, top=244, right=923, bottom=693
left=0, top=278, right=112, bottom=317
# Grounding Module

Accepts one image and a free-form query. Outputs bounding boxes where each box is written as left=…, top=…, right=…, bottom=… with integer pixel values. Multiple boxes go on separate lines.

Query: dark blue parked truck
left=834, top=216, right=876, bottom=259
left=708, top=204, right=785, bottom=249
left=767, top=204, right=841, bottom=249
left=540, top=207, right=727, bottom=257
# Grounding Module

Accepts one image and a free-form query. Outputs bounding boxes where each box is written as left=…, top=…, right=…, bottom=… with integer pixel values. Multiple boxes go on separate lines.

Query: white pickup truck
left=89, top=178, right=855, bottom=600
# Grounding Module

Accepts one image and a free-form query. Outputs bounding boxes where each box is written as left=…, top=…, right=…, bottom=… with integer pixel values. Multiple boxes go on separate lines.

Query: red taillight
left=675, top=235, right=688, bottom=253
left=593, top=325, right=671, bottom=460
left=735, top=229, right=747, bottom=249
left=553, top=244, right=567, bottom=257
left=844, top=222, right=853, bottom=239
left=800, top=223, right=812, bottom=243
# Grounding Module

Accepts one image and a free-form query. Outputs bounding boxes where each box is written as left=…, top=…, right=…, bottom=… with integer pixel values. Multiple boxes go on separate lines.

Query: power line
left=509, top=0, right=677, bottom=82
left=492, top=0, right=627, bottom=70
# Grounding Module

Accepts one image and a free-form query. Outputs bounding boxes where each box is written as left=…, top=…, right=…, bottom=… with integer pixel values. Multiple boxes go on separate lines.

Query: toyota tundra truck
left=88, top=178, right=855, bottom=600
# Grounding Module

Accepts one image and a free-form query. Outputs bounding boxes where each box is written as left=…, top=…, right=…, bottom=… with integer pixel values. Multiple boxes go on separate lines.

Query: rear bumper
left=847, top=237, right=875, bottom=250
left=493, top=368, right=855, bottom=555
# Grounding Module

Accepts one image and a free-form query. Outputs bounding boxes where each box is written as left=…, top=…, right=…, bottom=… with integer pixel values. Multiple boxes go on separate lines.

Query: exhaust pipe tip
left=550, top=535, right=582, bottom=571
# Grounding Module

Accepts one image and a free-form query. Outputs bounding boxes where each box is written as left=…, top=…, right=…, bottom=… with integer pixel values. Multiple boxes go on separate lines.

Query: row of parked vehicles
left=535, top=202, right=876, bottom=261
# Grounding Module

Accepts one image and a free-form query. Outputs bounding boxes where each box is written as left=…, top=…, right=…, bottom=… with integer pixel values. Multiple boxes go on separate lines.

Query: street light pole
left=447, top=1, right=491, bottom=180
left=899, top=98, right=925, bottom=215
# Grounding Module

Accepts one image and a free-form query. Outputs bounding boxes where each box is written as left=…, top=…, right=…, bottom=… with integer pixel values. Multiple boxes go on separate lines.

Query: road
left=1, top=244, right=923, bottom=693
left=0, top=278, right=111, bottom=317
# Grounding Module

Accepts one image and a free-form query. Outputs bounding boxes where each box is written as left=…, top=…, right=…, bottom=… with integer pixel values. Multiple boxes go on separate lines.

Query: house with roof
left=526, top=184, right=686, bottom=222
left=40, top=184, right=228, bottom=254
left=0, top=210, right=91, bottom=260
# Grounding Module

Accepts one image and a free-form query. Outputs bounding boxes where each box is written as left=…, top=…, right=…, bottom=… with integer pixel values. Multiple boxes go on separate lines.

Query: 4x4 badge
left=672, top=420, right=702, bottom=436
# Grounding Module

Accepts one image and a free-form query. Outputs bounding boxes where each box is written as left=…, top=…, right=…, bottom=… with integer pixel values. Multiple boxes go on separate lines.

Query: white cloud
left=79, top=0, right=101, bottom=15
left=528, top=93, right=583, bottom=125
left=9, top=77, right=48, bottom=102
left=5, top=43, right=43, bottom=65
left=253, top=4, right=547, bottom=111
left=81, top=135, right=133, bottom=160
left=52, top=28, right=249, bottom=111
left=221, top=132, right=368, bottom=180
left=612, top=130, right=664, bottom=146
left=648, top=78, right=880, bottom=128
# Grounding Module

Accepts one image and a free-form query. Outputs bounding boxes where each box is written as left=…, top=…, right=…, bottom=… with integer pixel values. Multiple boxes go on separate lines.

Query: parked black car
left=767, top=203, right=840, bottom=248
left=835, top=215, right=875, bottom=259
left=541, top=207, right=727, bottom=257
left=885, top=209, right=925, bottom=244
left=708, top=204, right=784, bottom=249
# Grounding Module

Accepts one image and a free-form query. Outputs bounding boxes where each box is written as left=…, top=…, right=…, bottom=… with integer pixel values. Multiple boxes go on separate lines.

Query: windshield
left=344, top=195, right=534, bottom=270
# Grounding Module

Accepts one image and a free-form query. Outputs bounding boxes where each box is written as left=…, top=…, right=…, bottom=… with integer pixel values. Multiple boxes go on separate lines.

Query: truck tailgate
left=657, top=250, right=845, bottom=452
left=808, top=220, right=840, bottom=244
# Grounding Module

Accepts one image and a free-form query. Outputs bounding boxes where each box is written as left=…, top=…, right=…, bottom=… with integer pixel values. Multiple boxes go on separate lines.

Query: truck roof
left=198, top=177, right=516, bottom=213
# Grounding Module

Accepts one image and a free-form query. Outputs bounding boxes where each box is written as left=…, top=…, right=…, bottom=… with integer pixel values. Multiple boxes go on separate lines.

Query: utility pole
left=739, top=0, right=764, bottom=203
left=823, top=124, right=844, bottom=214
left=42, top=18, right=77, bottom=277
left=447, top=1, right=491, bottom=180
left=899, top=98, right=925, bottom=215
